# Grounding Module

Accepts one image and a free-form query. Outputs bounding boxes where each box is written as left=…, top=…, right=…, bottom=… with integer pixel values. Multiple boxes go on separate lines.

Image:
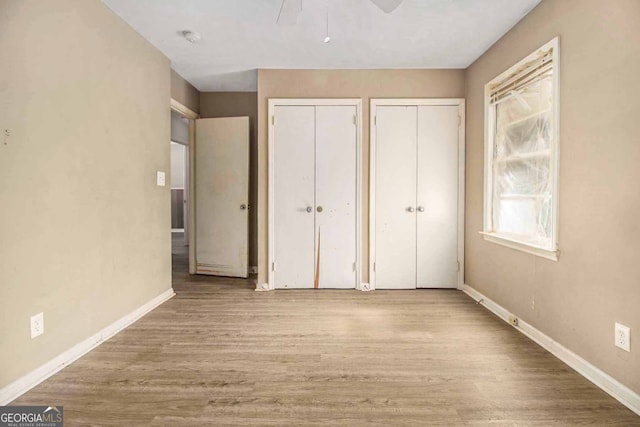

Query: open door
left=195, top=117, right=250, bottom=278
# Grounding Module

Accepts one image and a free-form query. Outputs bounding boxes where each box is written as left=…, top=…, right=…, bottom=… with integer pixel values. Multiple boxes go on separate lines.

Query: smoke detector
left=181, top=30, right=201, bottom=44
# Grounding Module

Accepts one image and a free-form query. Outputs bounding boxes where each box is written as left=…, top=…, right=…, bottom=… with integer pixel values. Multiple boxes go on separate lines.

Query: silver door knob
left=417, top=206, right=425, bottom=212
left=317, top=206, right=323, bottom=213
left=240, top=204, right=247, bottom=210
left=407, top=207, right=415, bottom=212
left=306, top=206, right=313, bottom=213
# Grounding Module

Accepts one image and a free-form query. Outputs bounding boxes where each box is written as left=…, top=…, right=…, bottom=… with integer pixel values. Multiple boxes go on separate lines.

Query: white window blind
left=488, top=48, right=553, bottom=105
left=483, top=38, right=559, bottom=259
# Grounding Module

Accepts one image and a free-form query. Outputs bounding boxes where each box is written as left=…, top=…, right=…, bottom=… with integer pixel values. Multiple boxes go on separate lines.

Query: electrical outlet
left=508, top=315, right=519, bottom=327
left=615, top=323, right=630, bottom=352
left=30, top=312, right=44, bottom=339
left=156, top=171, right=166, bottom=186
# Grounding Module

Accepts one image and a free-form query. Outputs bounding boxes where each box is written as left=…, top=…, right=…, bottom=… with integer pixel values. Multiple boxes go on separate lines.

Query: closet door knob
left=306, top=206, right=313, bottom=213
left=407, top=207, right=415, bottom=213
left=240, top=204, right=247, bottom=210
left=317, top=206, right=323, bottom=213
left=417, top=206, right=425, bottom=212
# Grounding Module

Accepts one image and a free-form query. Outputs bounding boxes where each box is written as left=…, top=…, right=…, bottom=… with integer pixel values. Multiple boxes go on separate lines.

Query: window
left=482, top=38, right=559, bottom=260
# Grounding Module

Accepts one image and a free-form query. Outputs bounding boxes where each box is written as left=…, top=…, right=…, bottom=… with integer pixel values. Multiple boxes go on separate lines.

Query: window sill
left=479, top=232, right=558, bottom=261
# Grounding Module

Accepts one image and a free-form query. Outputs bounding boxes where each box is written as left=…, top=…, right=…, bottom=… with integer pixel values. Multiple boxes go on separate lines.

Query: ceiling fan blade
left=277, top=0, right=302, bottom=26
left=370, top=0, right=404, bottom=13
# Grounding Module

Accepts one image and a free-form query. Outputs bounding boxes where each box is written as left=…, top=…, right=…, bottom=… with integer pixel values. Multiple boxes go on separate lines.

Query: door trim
left=268, top=98, right=363, bottom=290
left=170, top=98, right=199, bottom=275
left=369, top=98, right=466, bottom=290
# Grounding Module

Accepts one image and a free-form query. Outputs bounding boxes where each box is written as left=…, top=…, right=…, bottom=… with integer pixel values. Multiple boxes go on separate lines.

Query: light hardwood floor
left=11, top=234, right=640, bottom=425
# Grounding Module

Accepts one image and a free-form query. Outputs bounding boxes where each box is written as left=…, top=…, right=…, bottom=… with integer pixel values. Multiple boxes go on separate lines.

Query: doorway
left=170, top=98, right=251, bottom=278
left=170, top=99, right=198, bottom=274
left=170, top=139, right=188, bottom=265
left=170, top=111, right=189, bottom=272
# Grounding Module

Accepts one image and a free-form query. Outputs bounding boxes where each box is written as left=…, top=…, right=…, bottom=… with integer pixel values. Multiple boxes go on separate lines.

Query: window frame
left=482, top=37, right=560, bottom=261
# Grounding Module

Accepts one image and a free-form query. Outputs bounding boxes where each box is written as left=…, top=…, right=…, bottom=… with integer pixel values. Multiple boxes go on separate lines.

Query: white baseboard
left=462, top=284, right=640, bottom=416
left=0, top=288, right=175, bottom=406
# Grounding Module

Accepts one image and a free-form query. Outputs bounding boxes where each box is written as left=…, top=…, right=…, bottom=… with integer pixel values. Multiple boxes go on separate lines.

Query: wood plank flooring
left=11, top=234, right=640, bottom=425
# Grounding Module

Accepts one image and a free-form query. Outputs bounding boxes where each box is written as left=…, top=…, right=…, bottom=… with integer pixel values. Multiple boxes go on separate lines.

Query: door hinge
left=457, top=260, right=460, bottom=272
left=272, top=261, right=276, bottom=271
left=374, top=115, right=377, bottom=126
left=373, top=261, right=376, bottom=272
left=272, top=116, right=275, bottom=126
left=353, top=115, right=357, bottom=125
left=352, top=262, right=357, bottom=272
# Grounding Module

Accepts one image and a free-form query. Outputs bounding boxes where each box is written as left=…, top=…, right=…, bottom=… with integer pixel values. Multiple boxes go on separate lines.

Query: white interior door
left=315, top=106, right=357, bottom=289
left=417, top=106, right=460, bottom=288
left=195, top=117, right=249, bottom=277
left=273, top=106, right=316, bottom=288
left=374, top=106, right=418, bottom=289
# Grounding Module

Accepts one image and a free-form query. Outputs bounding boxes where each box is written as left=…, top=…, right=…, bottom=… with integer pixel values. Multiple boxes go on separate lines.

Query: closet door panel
left=315, top=106, right=357, bottom=289
left=417, top=105, right=459, bottom=288
left=273, top=106, right=316, bottom=288
left=375, top=106, right=417, bottom=289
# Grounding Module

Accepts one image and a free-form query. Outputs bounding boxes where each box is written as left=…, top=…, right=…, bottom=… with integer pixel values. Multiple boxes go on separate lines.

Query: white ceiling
left=103, top=0, right=541, bottom=92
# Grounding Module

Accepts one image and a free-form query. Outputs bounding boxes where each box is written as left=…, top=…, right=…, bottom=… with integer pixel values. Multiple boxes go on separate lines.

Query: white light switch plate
left=156, top=171, right=166, bottom=186
left=31, top=312, right=44, bottom=339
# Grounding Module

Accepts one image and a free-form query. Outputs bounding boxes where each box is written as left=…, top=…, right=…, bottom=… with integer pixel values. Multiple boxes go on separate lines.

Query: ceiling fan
left=369, top=0, right=405, bottom=13
left=277, top=0, right=404, bottom=25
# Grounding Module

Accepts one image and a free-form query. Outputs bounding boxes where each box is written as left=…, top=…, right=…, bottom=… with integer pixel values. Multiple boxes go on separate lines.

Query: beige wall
left=171, top=69, right=200, bottom=114
left=257, top=69, right=465, bottom=284
left=200, top=92, right=259, bottom=268
left=465, top=0, right=640, bottom=394
left=0, top=0, right=172, bottom=389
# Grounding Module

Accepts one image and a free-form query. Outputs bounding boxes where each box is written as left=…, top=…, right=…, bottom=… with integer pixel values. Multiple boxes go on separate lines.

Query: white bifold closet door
left=273, top=105, right=357, bottom=289
left=374, top=105, right=459, bottom=289
left=416, top=106, right=459, bottom=288
left=375, top=106, right=418, bottom=289
left=315, top=106, right=357, bottom=288
left=273, top=106, right=316, bottom=288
